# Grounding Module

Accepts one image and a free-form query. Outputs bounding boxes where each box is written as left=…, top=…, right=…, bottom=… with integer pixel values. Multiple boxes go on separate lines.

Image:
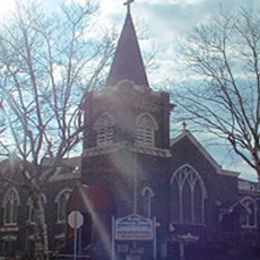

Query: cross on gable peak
left=182, top=121, right=187, bottom=131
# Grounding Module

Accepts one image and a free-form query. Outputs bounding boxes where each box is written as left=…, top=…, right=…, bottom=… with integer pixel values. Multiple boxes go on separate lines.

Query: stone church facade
left=0, top=5, right=259, bottom=260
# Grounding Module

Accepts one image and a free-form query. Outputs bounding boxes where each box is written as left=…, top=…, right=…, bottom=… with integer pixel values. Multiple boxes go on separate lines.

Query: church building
left=0, top=2, right=259, bottom=260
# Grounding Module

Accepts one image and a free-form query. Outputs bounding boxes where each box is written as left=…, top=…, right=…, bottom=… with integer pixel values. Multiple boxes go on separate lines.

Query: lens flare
left=78, top=184, right=115, bottom=260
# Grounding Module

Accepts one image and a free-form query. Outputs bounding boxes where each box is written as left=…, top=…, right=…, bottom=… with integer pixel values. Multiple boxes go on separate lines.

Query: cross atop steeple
left=106, top=0, right=149, bottom=88
left=124, top=0, right=134, bottom=13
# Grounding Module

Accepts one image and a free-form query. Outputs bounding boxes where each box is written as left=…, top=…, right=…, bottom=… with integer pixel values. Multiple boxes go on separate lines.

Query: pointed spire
left=106, top=1, right=149, bottom=88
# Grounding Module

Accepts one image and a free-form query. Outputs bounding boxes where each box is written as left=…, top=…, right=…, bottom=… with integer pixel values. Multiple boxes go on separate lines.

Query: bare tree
left=173, top=6, right=260, bottom=180
left=0, top=0, right=115, bottom=259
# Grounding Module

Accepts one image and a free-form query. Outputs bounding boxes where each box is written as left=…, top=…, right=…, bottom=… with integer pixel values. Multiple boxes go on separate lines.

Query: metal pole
left=73, top=215, right=78, bottom=260
left=133, top=151, right=137, bottom=213
left=73, top=227, right=77, bottom=260
left=153, top=217, right=157, bottom=259
left=111, top=216, right=115, bottom=260
left=78, top=227, right=82, bottom=256
left=180, top=241, right=185, bottom=260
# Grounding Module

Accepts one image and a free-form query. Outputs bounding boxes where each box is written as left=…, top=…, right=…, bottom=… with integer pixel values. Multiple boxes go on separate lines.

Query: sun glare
left=0, top=0, right=15, bottom=18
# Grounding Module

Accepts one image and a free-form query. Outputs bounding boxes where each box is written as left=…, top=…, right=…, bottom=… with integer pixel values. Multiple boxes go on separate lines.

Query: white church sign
left=115, top=214, right=154, bottom=241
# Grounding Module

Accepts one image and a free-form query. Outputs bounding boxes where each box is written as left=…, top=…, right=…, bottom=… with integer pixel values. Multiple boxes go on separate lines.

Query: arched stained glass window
left=94, top=113, right=115, bottom=146
left=27, top=194, right=47, bottom=224
left=141, top=186, right=154, bottom=218
left=56, top=189, right=72, bottom=223
left=240, top=197, right=257, bottom=228
left=3, top=189, right=20, bottom=225
left=170, top=165, right=207, bottom=224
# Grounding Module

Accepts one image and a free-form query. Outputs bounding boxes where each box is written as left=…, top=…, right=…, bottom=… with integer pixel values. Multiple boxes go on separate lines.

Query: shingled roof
left=106, top=8, right=149, bottom=88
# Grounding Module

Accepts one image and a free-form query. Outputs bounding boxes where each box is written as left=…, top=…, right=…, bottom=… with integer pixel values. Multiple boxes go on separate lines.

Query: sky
left=0, top=0, right=260, bottom=181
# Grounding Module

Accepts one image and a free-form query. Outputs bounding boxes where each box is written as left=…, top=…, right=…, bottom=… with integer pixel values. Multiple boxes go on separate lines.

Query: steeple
left=106, top=1, right=149, bottom=88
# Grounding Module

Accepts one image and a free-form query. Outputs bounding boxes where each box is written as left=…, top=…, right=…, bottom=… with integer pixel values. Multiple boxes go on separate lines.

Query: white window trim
left=136, top=113, right=158, bottom=147
left=26, top=194, right=47, bottom=224
left=2, top=188, right=20, bottom=226
left=141, top=186, right=154, bottom=218
left=240, top=196, right=258, bottom=229
left=94, top=113, right=115, bottom=146
left=170, top=164, right=207, bottom=225
left=55, top=188, right=72, bottom=224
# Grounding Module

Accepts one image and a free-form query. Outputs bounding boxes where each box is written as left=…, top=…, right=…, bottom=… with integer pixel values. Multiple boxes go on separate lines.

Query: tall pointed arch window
left=27, top=194, right=47, bottom=224
left=170, top=165, right=207, bottom=224
left=141, top=186, right=154, bottom=218
left=240, top=197, right=257, bottom=228
left=94, top=113, right=115, bottom=146
left=55, top=189, right=72, bottom=223
left=3, top=188, right=20, bottom=225
left=136, top=114, right=158, bottom=147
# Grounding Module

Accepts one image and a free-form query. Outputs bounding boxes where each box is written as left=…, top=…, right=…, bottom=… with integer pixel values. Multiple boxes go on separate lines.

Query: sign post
left=112, top=216, right=115, bottom=260
left=68, top=210, right=84, bottom=260
left=153, top=217, right=157, bottom=259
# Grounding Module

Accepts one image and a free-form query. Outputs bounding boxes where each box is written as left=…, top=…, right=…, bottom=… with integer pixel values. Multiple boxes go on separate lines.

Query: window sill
left=26, top=221, right=36, bottom=226
left=0, top=225, right=19, bottom=232
left=56, top=220, right=66, bottom=225
left=241, top=225, right=257, bottom=229
left=3, top=223, right=18, bottom=227
left=171, top=222, right=206, bottom=227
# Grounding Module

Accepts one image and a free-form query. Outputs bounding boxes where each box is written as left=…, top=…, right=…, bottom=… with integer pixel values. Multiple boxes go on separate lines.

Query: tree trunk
left=31, top=188, right=49, bottom=260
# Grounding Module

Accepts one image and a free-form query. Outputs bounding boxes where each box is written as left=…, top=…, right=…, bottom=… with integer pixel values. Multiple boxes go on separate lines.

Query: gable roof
left=170, top=130, right=240, bottom=177
left=106, top=9, right=149, bottom=88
